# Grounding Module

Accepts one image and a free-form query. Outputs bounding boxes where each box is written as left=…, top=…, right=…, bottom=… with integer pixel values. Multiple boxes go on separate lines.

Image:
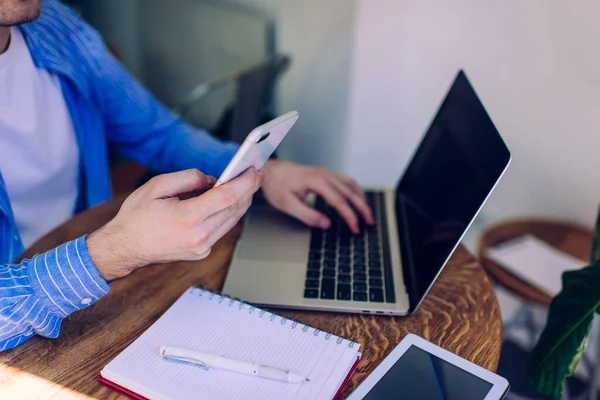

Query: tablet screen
left=361, top=345, right=493, bottom=399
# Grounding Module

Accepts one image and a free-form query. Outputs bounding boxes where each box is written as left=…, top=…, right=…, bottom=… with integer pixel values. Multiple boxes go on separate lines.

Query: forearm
left=0, top=236, right=109, bottom=351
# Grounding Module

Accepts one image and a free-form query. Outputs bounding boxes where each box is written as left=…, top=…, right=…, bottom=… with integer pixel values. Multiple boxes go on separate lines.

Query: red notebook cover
left=98, top=355, right=361, bottom=400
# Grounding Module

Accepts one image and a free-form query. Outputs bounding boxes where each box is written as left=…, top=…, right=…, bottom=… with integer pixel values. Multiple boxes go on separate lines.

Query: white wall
left=344, top=0, right=600, bottom=227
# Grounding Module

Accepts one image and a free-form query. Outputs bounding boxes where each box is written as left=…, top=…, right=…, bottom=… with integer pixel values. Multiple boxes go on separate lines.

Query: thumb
left=147, top=169, right=214, bottom=198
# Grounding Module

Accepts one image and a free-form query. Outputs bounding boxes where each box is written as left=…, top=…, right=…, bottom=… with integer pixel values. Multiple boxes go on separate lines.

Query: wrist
left=87, top=222, right=141, bottom=281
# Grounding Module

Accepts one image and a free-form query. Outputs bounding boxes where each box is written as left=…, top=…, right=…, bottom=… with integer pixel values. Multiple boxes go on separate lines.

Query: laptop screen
left=395, top=71, right=510, bottom=312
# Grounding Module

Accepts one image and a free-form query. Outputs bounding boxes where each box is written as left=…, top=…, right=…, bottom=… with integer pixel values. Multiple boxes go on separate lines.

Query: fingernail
left=258, top=171, right=265, bottom=182
left=318, top=218, right=330, bottom=229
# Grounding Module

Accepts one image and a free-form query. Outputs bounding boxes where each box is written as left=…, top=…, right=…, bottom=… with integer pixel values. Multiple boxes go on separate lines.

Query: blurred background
left=69, top=0, right=600, bottom=227
left=65, top=1, right=600, bottom=398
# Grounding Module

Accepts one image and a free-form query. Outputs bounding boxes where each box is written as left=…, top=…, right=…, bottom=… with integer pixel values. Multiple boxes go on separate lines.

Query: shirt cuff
left=28, top=235, right=109, bottom=317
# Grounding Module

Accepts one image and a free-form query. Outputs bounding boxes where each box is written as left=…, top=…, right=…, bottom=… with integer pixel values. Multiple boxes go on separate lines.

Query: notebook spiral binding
left=192, top=285, right=356, bottom=349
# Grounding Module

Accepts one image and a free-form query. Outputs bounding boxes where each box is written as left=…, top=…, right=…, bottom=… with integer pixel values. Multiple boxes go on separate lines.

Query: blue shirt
left=0, top=0, right=238, bottom=351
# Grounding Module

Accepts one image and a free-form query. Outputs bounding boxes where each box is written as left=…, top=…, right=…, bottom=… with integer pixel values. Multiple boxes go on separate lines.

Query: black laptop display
left=395, top=70, right=511, bottom=311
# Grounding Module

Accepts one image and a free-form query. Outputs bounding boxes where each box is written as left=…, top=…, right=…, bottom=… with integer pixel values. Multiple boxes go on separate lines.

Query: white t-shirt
left=0, top=27, right=80, bottom=249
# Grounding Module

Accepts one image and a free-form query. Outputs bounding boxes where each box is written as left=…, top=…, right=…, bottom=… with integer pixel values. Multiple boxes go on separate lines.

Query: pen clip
left=160, top=349, right=209, bottom=370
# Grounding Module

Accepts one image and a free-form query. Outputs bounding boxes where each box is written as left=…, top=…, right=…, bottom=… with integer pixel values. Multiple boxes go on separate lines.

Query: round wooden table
left=478, top=218, right=593, bottom=307
left=0, top=196, right=502, bottom=399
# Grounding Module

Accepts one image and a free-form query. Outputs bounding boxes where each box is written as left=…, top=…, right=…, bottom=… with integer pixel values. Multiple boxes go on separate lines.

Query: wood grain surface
left=0, top=196, right=502, bottom=400
left=478, top=218, right=594, bottom=307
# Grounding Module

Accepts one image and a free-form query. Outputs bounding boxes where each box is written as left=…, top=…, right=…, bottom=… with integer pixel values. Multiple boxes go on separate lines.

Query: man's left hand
left=261, top=159, right=375, bottom=233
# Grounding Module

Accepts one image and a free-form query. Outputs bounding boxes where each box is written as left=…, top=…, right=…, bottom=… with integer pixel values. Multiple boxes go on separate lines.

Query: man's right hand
left=87, top=168, right=263, bottom=281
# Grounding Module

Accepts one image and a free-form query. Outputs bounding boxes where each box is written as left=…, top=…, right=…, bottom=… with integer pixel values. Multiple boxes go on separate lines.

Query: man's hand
left=261, top=159, right=374, bottom=233
left=87, top=168, right=263, bottom=281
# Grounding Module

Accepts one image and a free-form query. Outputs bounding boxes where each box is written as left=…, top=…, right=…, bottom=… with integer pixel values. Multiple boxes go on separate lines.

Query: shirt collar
left=20, top=24, right=74, bottom=79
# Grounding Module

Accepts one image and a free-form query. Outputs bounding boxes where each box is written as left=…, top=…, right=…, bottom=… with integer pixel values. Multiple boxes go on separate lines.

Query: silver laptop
left=222, top=70, right=511, bottom=316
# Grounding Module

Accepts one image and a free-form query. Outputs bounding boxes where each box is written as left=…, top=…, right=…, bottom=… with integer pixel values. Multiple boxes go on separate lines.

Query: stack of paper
left=486, top=235, right=585, bottom=296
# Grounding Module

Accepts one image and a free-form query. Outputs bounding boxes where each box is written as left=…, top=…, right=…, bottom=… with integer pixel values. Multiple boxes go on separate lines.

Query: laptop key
left=369, top=244, right=381, bottom=253
left=354, top=273, right=366, bottom=282
left=353, top=254, right=366, bottom=263
left=354, top=251, right=365, bottom=258
left=338, top=246, right=352, bottom=255
left=369, top=288, right=384, bottom=302
left=353, top=292, right=368, bottom=302
left=307, top=261, right=321, bottom=270
left=354, top=264, right=366, bottom=272
left=322, top=269, right=335, bottom=277
left=322, top=261, right=336, bottom=270
left=337, top=284, right=351, bottom=300
left=353, top=282, right=367, bottom=292
left=354, top=241, right=365, bottom=248
left=304, top=289, right=319, bottom=298
left=369, top=269, right=382, bottom=277
left=337, top=274, right=351, bottom=284
left=306, top=270, right=320, bottom=279
left=320, top=279, right=336, bottom=299
left=338, top=265, right=351, bottom=274
left=369, top=278, right=383, bottom=287
left=338, top=259, right=351, bottom=268
left=309, top=231, right=322, bottom=250
left=369, top=259, right=381, bottom=267
left=365, top=224, right=378, bottom=233
left=305, top=279, right=319, bottom=288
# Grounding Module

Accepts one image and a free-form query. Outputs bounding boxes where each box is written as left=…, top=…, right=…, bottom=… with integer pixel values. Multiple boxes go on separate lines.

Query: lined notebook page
left=101, top=287, right=361, bottom=400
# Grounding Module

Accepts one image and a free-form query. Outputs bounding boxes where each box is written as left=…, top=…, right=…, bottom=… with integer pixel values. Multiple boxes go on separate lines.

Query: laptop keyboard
left=304, top=191, right=396, bottom=304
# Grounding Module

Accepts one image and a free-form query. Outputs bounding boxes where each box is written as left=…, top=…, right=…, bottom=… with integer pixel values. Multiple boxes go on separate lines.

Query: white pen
left=159, top=345, right=309, bottom=383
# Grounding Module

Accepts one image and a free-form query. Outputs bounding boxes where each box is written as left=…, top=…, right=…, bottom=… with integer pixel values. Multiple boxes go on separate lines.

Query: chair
left=176, top=53, right=291, bottom=143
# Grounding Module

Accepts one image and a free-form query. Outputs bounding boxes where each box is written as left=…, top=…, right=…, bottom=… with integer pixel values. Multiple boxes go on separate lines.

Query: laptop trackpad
left=236, top=205, right=311, bottom=263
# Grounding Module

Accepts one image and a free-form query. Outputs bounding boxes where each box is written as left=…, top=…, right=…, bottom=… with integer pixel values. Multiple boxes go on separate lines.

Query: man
left=0, top=0, right=373, bottom=351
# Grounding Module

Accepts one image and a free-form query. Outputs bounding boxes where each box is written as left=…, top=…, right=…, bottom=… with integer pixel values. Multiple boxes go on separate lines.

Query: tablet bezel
left=346, top=334, right=509, bottom=400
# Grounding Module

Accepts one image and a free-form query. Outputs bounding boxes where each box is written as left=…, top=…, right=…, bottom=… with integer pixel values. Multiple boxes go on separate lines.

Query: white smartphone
left=215, top=110, right=299, bottom=187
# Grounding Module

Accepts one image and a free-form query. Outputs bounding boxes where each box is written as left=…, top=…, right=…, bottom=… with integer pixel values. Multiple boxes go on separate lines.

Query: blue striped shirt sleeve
left=0, top=235, right=109, bottom=351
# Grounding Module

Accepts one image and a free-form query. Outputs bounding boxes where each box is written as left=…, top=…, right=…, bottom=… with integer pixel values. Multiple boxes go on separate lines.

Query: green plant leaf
left=528, top=262, right=600, bottom=398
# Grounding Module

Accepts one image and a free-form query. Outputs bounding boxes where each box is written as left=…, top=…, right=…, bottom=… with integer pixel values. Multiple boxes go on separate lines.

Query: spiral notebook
left=99, top=287, right=361, bottom=400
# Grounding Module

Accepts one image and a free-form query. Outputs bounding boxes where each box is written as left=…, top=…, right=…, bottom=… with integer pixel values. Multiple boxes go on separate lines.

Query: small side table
left=478, top=219, right=594, bottom=400
left=478, top=218, right=593, bottom=307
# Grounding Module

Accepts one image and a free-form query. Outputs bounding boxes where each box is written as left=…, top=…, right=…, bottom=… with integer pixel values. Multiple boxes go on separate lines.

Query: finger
left=182, top=168, right=262, bottom=218
left=309, top=178, right=359, bottom=233
left=328, top=176, right=375, bottom=225
left=145, top=169, right=213, bottom=199
left=277, top=194, right=331, bottom=229
left=207, top=176, right=217, bottom=187
left=194, top=196, right=253, bottom=253
left=177, top=175, right=218, bottom=200
left=334, top=173, right=366, bottom=201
